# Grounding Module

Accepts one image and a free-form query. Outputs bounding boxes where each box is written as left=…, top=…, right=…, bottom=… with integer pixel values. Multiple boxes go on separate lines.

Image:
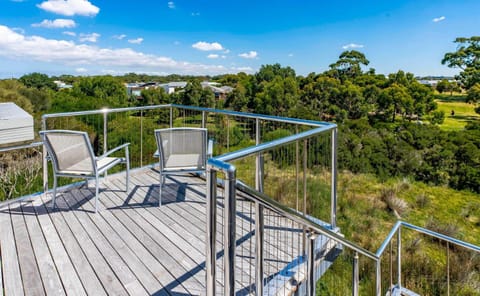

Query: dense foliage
left=1, top=47, right=479, bottom=193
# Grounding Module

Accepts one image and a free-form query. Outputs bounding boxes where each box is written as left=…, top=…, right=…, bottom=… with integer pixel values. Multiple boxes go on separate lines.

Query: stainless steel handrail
left=0, top=141, right=43, bottom=153
left=234, top=180, right=378, bottom=261
left=42, top=104, right=334, bottom=128
left=216, top=125, right=335, bottom=162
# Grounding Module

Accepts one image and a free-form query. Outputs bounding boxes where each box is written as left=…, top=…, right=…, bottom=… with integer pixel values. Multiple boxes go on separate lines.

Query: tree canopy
left=442, top=36, right=480, bottom=89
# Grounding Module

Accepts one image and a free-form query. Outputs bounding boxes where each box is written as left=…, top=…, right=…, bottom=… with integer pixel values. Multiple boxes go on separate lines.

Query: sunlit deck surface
left=0, top=167, right=304, bottom=296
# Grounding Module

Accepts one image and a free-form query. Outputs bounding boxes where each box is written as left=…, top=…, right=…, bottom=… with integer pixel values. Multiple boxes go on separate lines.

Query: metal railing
left=1, top=104, right=479, bottom=295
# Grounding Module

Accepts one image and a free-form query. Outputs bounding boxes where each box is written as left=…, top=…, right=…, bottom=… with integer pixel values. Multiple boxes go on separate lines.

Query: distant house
left=201, top=81, right=233, bottom=100
left=53, top=80, right=73, bottom=90
left=125, top=81, right=232, bottom=99
left=158, top=82, right=188, bottom=94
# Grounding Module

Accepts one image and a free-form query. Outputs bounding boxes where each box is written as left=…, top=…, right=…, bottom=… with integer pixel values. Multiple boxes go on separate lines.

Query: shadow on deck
left=0, top=167, right=317, bottom=296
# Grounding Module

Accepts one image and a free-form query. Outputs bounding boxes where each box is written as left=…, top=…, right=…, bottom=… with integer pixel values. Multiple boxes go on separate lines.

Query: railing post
left=307, top=232, right=317, bottom=296
left=376, top=260, right=382, bottom=296
left=140, top=109, right=143, bottom=168
left=255, top=118, right=264, bottom=193
left=224, top=166, right=236, bottom=296
left=206, top=167, right=217, bottom=296
left=331, top=127, right=338, bottom=229
left=169, top=106, right=173, bottom=128
left=302, top=139, right=308, bottom=255
left=255, top=202, right=264, bottom=295
left=42, top=117, right=48, bottom=195
left=397, top=227, right=402, bottom=290
left=103, top=110, right=108, bottom=177
left=446, top=241, right=450, bottom=296
left=202, top=111, right=206, bottom=128
left=353, top=252, right=359, bottom=296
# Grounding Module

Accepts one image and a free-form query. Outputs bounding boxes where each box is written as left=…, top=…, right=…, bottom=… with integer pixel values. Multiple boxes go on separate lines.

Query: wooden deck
left=0, top=167, right=307, bottom=296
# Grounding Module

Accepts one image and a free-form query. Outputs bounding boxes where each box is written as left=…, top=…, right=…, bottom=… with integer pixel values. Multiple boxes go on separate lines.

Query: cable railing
left=1, top=104, right=479, bottom=295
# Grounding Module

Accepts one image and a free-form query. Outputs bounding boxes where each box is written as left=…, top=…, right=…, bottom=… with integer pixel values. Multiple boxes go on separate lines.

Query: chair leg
left=95, top=174, right=99, bottom=213
left=159, top=173, right=165, bottom=207
left=125, top=158, right=130, bottom=193
left=52, top=175, right=58, bottom=209
left=125, top=146, right=130, bottom=192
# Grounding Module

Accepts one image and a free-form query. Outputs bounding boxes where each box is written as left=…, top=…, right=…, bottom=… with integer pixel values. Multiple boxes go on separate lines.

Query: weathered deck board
left=0, top=167, right=311, bottom=295
left=10, top=205, right=46, bottom=296
left=0, top=207, right=24, bottom=296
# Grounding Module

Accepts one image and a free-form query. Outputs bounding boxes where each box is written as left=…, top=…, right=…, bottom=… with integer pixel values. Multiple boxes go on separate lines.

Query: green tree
left=72, top=76, right=127, bottom=107
left=180, top=81, right=202, bottom=106
left=329, top=50, right=370, bottom=79
left=139, top=87, right=170, bottom=106
left=442, top=36, right=480, bottom=89
left=19, top=72, right=57, bottom=91
left=466, top=83, right=480, bottom=104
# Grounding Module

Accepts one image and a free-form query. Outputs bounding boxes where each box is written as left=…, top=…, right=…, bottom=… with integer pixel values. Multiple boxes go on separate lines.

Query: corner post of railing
left=169, top=106, right=173, bottom=128
left=353, top=252, right=359, bottom=296
left=307, top=231, right=317, bottom=296
left=254, top=118, right=265, bottom=295
left=224, top=164, right=236, bottom=296
left=331, top=127, right=338, bottom=228
left=446, top=241, right=450, bottom=296
left=397, top=226, right=402, bottom=290
left=376, top=259, right=382, bottom=296
left=255, top=201, right=264, bottom=295
left=206, top=165, right=217, bottom=296
left=42, top=116, right=48, bottom=195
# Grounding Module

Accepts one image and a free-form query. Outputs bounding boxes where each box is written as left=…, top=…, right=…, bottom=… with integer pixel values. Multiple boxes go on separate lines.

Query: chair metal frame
left=40, top=130, right=130, bottom=213
left=154, top=127, right=212, bottom=206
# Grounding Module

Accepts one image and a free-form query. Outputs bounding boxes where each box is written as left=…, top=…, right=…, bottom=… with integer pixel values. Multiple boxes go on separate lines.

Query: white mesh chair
left=40, top=130, right=130, bottom=213
left=154, top=128, right=212, bottom=206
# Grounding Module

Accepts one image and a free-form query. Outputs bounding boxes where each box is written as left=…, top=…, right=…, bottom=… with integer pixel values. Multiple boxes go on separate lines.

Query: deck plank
left=1, top=168, right=311, bottom=295
left=70, top=187, right=171, bottom=296
left=19, top=201, right=65, bottom=296
left=38, top=193, right=113, bottom=296
left=56, top=188, right=149, bottom=296
left=27, top=196, right=87, bottom=296
left=0, top=207, right=24, bottom=296
left=99, top=180, right=206, bottom=294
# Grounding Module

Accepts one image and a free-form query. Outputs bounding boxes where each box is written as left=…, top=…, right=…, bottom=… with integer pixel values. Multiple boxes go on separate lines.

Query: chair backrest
left=154, top=128, right=207, bottom=170
left=40, top=130, right=96, bottom=175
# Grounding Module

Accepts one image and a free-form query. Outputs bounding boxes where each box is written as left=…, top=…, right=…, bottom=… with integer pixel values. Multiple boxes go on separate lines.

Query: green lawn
left=435, top=94, right=479, bottom=131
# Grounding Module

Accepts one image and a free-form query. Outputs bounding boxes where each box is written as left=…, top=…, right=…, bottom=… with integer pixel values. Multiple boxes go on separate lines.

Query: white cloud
left=12, top=27, right=25, bottom=34
left=192, top=41, right=224, bottom=51
left=37, top=0, right=99, bottom=17
left=207, top=54, right=219, bottom=59
left=288, top=53, right=294, bottom=57
left=433, top=16, right=446, bottom=23
left=173, top=41, right=180, bottom=45
left=238, top=51, right=257, bottom=59
left=0, top=25, right=230, bottom=75
left=221, top=55, right=226, bottom=59
left=233, top=66, right=254, bottom=72
left=223, top=49, right=230, bottom=54
left=63, top=31, right=76, bottom=36
left=191, top=12, right=200, bottom=16
left=128, top=37, right=143, bottom=44
left=342, top=43, right=364, bottom=50
left=167, top=1, right=175, bottom=9
left=75, top=67, right=87, bottom=73
left=32, top=19, right=76, bottom=28
left=113, top=34, right=126, bottom=40
left=79, top=32, right=100, bottom=42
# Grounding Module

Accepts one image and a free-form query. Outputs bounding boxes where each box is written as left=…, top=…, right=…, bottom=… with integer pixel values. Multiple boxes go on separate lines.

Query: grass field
left=435, top=94, right=480, bottom=131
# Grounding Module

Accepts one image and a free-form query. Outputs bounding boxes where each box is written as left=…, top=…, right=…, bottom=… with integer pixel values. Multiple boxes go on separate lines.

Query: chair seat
left=164, top=154, right=203, bottom=170
left=58, top=157, right=121, bottom=175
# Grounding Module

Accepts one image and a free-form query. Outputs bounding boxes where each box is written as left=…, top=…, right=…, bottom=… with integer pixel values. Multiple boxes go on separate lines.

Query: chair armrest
left=207, top=139, right=214, bottom=158
left=98, top=143, right=130, bottom=160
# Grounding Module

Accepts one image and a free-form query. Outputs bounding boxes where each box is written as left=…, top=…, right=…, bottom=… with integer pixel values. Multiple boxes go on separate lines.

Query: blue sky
left=0, top=0, right=479, bottom=78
